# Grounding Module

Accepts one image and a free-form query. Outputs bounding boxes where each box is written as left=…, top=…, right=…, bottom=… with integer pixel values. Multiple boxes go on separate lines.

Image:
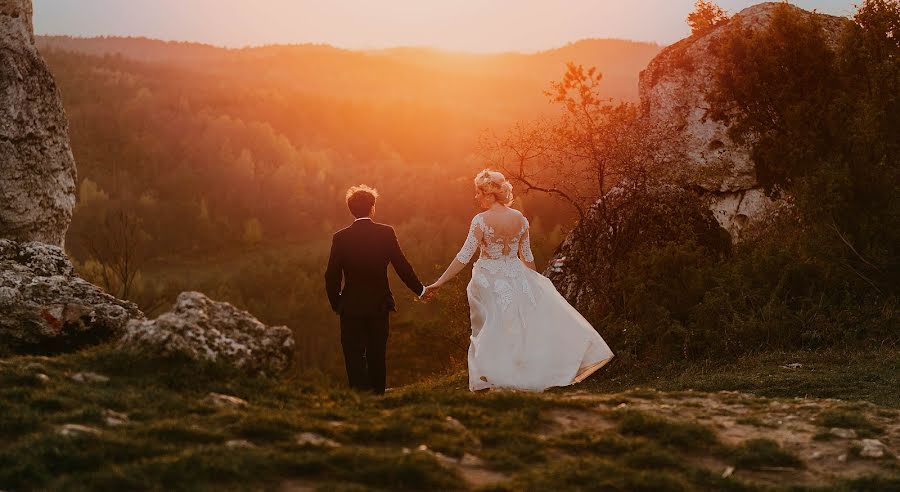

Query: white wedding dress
left=456, top=210, right=614, bottom=392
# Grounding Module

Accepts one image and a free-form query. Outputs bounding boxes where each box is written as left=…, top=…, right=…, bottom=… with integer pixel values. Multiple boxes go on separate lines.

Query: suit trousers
left=340, top=314, right=390, bottom=395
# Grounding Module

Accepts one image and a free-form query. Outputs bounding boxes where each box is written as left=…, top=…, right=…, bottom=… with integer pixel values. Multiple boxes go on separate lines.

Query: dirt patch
left=557, top=389, right=899, bottom=488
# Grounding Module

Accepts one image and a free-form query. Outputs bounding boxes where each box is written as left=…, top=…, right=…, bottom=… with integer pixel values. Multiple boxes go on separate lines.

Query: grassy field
left=0, top=346, right=898, bottom=491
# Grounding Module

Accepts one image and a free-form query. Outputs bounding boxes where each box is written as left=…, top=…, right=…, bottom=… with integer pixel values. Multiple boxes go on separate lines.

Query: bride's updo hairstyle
left=475, top=169, right=514, bottom=205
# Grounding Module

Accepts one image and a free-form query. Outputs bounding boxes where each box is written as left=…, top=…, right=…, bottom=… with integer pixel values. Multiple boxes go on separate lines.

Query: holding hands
left=420, top=283, right=441, bottom=302
left=420, top=257, right=468, bottom=303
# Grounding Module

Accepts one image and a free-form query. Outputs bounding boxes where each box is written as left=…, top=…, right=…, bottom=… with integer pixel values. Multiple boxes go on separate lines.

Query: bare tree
left=480, top=63, right=652, bottom=221
left=82, top=208, right=147, bottom=301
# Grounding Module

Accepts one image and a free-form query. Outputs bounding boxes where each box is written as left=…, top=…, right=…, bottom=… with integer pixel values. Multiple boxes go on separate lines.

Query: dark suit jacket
left=325, top=218, right=424, bottom=316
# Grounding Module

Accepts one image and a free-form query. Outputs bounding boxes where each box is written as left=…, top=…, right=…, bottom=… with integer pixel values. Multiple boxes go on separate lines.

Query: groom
left=325, top=185, right=425, bottom=395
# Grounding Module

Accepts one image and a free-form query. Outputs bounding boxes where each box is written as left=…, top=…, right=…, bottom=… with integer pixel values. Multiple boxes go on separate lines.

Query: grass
left=729, top=438, right=804, bottom=469
left=0, top=345, right=898, bottom=491
left=735, top=416, right=775, bottom=428
left=580, top=347, right=900, bottom=407
left=550, top=431, right=632, bottom=456
left=613, top=409, right=718, bottom=451
left=481, top=457, right=691, bottom=492
left=816, top=409, right=884, bottom=438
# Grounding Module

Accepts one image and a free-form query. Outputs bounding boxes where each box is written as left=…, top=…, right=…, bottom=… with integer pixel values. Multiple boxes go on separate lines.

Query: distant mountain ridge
left=36, top=36, right=661, bottom=103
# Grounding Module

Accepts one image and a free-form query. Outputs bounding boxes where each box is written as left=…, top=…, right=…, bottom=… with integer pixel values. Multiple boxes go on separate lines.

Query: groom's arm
left=324, top=234, right=343, bottom=313
left=387, top=228, right=425, bottom=297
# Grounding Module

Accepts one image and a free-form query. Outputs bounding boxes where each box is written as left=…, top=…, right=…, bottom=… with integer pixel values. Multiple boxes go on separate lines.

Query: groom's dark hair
left=346, top=185, right=378, bottom=218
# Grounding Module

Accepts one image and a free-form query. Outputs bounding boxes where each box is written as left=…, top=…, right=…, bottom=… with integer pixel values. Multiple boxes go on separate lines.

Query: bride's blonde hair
left=475, top=169, right=514, bottom=205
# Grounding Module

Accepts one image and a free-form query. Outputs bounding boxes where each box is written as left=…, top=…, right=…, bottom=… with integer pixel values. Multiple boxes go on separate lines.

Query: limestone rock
left=829, top=428, right=857, bottom=439
left=206, top=392, right=248, bottom=408
left=119, top=292, right=295, bottom=375
left=0, top=0, right=77, bottom=247
left=295, top=432, right=340, bottom=448
left=225, top=439, right=256, bottom=449
left=639, top=2, right=848, bottom=239
left=857, top=439, right=887, bottom=459
left=460, top=453, right=485, bottom=467
left=57, top=423, right=102, bottom=437
left=71, top=371, right=110, bottom=383
left=103, top=409, right=129, bottom=427
left=0, top=239, right=143, bottom=352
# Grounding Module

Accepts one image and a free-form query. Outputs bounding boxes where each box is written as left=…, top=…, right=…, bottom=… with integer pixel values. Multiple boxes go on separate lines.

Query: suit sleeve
left=388, top=228, right=425, bottom=296
left=324, top=234, right=343, bottom=313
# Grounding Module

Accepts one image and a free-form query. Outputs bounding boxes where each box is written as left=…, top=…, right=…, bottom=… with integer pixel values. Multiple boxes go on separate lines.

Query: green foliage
left=687, top=1, right=729, bottom=35
left=710, top=1, right=899, bottom=288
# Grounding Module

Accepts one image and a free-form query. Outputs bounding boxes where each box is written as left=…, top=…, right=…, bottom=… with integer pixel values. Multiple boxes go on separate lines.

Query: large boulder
left=0, top=239, right=143, bottom=352
left=0, top=0, right=77, bottom=247
left=118, top=292, right=295, bottom=375
left=638, top=2, right=848, bottom=239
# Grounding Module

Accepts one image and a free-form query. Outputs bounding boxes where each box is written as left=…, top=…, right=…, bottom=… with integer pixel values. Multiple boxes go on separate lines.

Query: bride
left=424, top=170, right=613, bottom=392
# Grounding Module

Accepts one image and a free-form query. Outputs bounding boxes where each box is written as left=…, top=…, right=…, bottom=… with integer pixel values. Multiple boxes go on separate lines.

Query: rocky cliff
left=0, top=0, right=76, bottom=247
left=638, top=2, right=848, bottom=238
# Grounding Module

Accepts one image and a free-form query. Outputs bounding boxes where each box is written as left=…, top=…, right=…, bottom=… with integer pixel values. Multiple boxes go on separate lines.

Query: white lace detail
left=455, top=215, right=483, bottom=264
left=473, top=258, right=537, bottom=311
left=456, top=213, right=533, bottom=263
left=520, top=217, right=535, bottom=263
left=459, top=212, right=538, bottom=311
left=493, top=278, right=514, bottom=312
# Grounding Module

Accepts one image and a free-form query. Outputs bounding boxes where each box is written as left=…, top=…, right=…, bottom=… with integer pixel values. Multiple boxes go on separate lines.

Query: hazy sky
left=34, top=0, right=857, bottom=52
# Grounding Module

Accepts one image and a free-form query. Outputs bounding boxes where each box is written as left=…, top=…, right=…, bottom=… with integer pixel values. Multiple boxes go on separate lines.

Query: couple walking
left=325, top=170, right=613, bottom=395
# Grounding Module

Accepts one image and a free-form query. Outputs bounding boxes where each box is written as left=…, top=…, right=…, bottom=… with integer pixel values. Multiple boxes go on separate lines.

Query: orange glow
left=34, top=0, right=856, bottom=52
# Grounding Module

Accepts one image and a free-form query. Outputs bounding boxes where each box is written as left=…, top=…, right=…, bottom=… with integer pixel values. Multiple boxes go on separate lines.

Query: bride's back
left=481, top=207, right=526, bottom=237
left=476, top=207, right=529, bottom=259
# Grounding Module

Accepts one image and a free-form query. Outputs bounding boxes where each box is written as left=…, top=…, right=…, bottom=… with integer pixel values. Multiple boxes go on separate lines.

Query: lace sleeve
left=455, top=216, right=483, bottom=264
left=519, top=217, right=535, bottom=263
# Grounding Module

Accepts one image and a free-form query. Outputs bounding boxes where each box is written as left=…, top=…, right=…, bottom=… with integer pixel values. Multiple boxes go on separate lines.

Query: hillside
left=36, top=36, right=660, bottom=107
left=1, top=347, right=897, bottom=491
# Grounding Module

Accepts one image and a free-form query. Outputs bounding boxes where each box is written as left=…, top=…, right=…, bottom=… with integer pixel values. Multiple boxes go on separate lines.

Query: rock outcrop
left=0, top=239, right=142, bottom=352
left=547, top=184, right=731, bottom=316
left=0, top=0, right=77, bottom=247
left=118, top=292, right=295, bottom=375
left=638, top=2, right=848, bottom=238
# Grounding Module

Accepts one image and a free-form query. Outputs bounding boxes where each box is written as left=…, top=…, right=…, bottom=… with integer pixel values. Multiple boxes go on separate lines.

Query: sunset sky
left=35, top=0, right=857, bottom=52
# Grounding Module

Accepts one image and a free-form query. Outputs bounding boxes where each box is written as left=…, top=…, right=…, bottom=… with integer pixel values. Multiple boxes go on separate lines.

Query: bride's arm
left=519, top=220, right=537, bottom=271
left=429, top=217, right=483, bottom=290
left=431, top=259, right=468, bottom=289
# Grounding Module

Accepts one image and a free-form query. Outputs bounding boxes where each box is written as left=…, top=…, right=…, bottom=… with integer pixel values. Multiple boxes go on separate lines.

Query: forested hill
left=36, top=36, right=660, bottom=107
